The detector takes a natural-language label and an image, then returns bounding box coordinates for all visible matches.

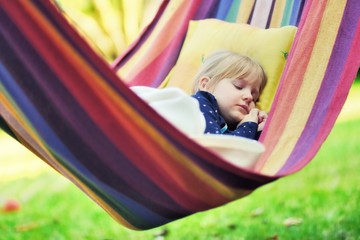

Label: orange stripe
[236,0,256,23]
[270,0,287,27]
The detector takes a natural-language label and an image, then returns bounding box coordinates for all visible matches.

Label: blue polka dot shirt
[192,91,260,140]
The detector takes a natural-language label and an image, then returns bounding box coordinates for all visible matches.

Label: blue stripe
[290,0,303,26]
[216,0,234,20]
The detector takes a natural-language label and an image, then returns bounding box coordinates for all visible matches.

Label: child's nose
[242,90,253,102]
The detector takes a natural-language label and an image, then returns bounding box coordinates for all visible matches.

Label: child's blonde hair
[192,50,267,95]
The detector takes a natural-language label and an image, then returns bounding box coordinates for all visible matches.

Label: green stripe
[281,0,294,26]
[226,0,242,22]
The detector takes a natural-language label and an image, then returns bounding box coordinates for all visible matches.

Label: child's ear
[199,76,210,90]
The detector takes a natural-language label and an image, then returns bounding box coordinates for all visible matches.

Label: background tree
[56,0,162,62]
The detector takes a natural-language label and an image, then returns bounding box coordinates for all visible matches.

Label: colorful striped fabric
[0,0,359,230]
[112,0,306,86]
[256,0,360,175]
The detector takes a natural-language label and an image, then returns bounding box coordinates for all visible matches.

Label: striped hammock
[0,0,359,230]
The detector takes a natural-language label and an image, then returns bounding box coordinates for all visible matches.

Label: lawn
[0,83,359,239]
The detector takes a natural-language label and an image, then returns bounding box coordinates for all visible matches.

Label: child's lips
[237,104,249,114]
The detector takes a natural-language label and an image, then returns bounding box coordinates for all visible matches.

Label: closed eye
[233,82,245,90]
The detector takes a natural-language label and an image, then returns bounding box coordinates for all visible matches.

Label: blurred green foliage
[55,0,162,62]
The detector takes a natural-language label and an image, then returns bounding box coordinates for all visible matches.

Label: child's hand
[240,108,260,124]
[257,110,268,131]
[238,108,268,131]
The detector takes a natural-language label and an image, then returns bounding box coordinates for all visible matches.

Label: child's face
[200,71,261,129]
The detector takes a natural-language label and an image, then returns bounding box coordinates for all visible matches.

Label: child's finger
[258,110,267,122]
[249,108,259,117]
[240,108,259,125]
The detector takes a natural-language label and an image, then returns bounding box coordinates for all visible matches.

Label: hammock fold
[0,0,359,230]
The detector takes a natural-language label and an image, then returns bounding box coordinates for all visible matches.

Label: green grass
[1,84,360,239]
[1,120,360,239]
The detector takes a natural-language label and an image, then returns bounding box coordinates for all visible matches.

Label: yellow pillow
[162,19,297,112]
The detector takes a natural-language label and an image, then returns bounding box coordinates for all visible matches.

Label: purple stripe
[278,0,360,175]
[289,0,304,26]
[194,0,219,20]
[295,0,306,26]
[266,0,276,28]
[247,0,257,24]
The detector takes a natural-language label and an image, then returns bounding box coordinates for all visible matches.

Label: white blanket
[131,86,206,135]
[131,86,264,170]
